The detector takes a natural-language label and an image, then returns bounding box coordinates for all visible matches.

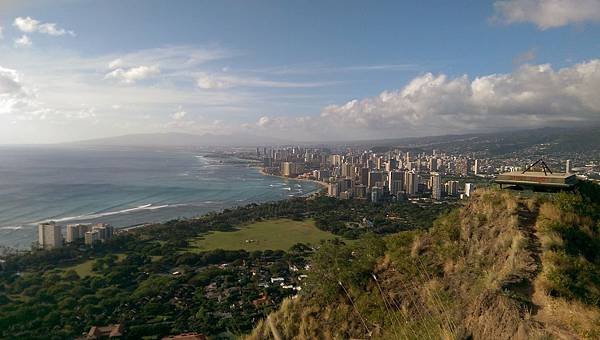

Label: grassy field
[63,253,126,277]
[188,218,341,252]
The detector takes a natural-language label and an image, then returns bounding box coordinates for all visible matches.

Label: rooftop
[497,171,574,179]
[495,171,577,189]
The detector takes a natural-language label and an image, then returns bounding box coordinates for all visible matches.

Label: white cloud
[0,65,39,117]
[493,0,600,29]
[0,45,254,142]
[13,16,75,36]
[108,46,232,74]
[196,73,332,89]
[0,66,27,114]
[197,73,230,89]
[325,60,600,132]
[13,17,38,33]
[256,60,600,139]
[14,35,32,47]
[257,116,271,127]
[105,65,161,84]
[38,23,75,36]
[171,108,187,120]
[0,26,3,40]
[108,58,124,69]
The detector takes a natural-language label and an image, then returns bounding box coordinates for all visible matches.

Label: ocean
[0,145,320,250]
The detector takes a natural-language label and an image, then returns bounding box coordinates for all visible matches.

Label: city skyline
[0,0,599,144]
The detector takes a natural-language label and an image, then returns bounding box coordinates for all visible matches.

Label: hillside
[362,126,600,157]
[248,185,600,339]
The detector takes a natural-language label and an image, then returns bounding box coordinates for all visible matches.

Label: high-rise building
[341,162,353,178]
[263,157,273,167]
[445,180,459,196]
[429,158,438,172]
[85,230,100,246]
[368,171,384,188]
[465,183,476,197]
[371,186,382,203]
[281,162,303,177]
[474,159,479,175]
[386,159,397,172]
[566,160,572,174]
[376,157,384,170]
[66,224,91,243]
[404,171,418,196]
[431,172,442,200]
[317,169,330,181]
[92,223,114,241]
[359,168,370,186]
[328,181,340,197]
[339,178,353,192]
[353,184,367,199]
[38,222,63,250]
[457,158,473,176]
[330,154,343,167]
[388,171,404,195]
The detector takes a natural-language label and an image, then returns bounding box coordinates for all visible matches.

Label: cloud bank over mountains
[257,60,600,139]
[0,2,599,143]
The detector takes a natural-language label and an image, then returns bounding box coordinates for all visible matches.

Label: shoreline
[257,167,329,191]
[0,158,325,251]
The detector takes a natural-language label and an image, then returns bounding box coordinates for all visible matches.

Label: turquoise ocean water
[0,146,319,249]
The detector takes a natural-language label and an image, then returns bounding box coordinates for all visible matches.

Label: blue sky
[0,0,599,143]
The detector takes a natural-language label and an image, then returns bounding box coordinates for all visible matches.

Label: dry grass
[246,188,600,340]
[532,279,600,339]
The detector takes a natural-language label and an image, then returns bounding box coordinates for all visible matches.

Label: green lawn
[62,253,126,277]
[188,218,341,252]
[67,259,96,277]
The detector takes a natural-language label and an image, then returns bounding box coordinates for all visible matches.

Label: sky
[0,0,599,143]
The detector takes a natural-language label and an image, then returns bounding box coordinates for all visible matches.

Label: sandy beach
[258,167,328,190]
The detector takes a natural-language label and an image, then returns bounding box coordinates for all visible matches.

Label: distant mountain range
[68,132,287,147]
[361,126,600,156]
[67,126,600,156]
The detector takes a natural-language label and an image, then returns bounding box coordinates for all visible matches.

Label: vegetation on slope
[0,196,450,339]
[248,184,600,339]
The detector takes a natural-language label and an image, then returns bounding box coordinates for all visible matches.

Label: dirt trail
[515,203,542,313]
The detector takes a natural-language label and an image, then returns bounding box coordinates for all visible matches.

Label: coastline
[0,153,323,251]
[112,169,326,237]
[258,167,328,191]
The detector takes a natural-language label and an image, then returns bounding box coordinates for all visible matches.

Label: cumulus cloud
[0,66,35,115]
[14,35,32,47]
[108,58,124,69]
[493,0,600,29]
[13,16,75,36]
[256,60,600,139]
[105,65,161,84]
[326,60,600,132]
